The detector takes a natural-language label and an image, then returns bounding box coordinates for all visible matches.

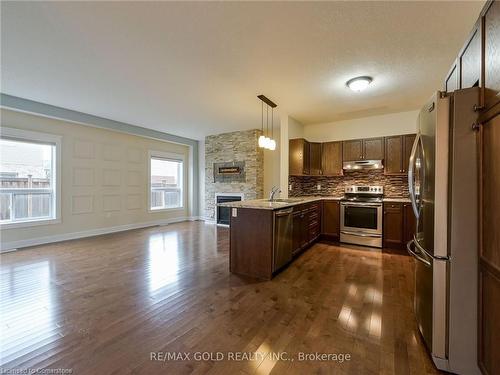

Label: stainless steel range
[340,185,383,248]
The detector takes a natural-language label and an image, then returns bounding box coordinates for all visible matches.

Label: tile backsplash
[289,170,409,198]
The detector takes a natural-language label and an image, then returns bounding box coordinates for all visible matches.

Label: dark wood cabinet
[382,201,416,250]
[322,200,340,241]
[309,142,322,175]
[343,137,384,161]
[479,112,500,375]
[291,134,412,175]
[343,139,363,161]
[292,209,304,255]
[289,138,310,175]
[292,202,320,255]
[403,203,416,245]
[384,134,416,175]
[384,136,404,174]
[460,24,481,89]
[363,137,385,160]
[383,202,403,249]
[321,141,343,176]
[485,0,500,110]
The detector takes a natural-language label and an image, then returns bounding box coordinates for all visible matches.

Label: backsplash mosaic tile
[289,170,409,198]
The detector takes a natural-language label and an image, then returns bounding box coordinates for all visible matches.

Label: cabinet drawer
[309,211,319,220]
[384,202,402,212]
[307,203,320,211]
[309,219,319,228]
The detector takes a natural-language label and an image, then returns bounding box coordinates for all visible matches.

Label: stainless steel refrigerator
[407,88,480,374]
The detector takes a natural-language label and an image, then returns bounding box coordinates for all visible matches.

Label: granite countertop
[218,195,410,210]
[383,197,411,203]
[217,196,342,210]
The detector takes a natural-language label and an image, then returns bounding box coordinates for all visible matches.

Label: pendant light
[264,105,271,148]
[268,107,276,150]
[257,94,278,151]
[258,101,266,148]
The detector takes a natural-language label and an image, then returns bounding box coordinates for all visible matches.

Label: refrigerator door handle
[408,133,421,219]
[406,239,431,267]
[413,236,450,261]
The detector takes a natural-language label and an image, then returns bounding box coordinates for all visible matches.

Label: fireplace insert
[216,195,242,225]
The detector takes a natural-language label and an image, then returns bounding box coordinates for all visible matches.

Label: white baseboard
[1,216,201,253]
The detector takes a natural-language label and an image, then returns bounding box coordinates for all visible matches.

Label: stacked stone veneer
[205,129,264,220]
[289,170,409,198]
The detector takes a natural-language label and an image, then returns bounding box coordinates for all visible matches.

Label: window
[149,154,183,211]
[0,128,61,228]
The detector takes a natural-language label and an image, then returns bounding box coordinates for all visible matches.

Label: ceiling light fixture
[346,76,373,92]
[257,95,277,151]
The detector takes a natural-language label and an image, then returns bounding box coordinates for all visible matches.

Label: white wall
[263,126,281,196]
[1,109,193,251]
[288,116,305,139]
[303,110,419,142]
[198,140,206,219]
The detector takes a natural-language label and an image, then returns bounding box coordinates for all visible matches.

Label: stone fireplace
[205,129,263,221]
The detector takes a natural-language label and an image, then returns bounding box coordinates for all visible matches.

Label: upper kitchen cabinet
[460,23,481,89]
[343,137,384,161]
[309,142,322,175]
[484,0,500,109]
[363,137,385,160]
[384,134,416,175]
[289,138,310,175]
[342,139,363,161]
[385,136,404,174]
[321,141,343,176]
[445,62,459,93]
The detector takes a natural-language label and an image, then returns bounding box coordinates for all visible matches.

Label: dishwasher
[273,208,293,272]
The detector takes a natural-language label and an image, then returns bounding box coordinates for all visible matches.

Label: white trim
[1,216,201,252]
[0,218,61,230]
[0,127,62,229]
[148,150,185,212]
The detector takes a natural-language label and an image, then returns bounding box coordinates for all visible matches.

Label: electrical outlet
[317,184,321,190]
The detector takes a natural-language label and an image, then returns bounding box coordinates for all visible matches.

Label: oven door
[340,202,382,235]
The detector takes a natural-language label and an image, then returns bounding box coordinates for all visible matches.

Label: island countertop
[217,196,343,210]
[218,195,410,210]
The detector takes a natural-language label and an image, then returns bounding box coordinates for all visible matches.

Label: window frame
[0,127,62,229]
[148,150,185,213]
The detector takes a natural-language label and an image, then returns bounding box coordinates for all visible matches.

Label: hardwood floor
[0,221,441,374]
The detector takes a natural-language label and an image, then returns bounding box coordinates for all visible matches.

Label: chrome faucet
[269,186,282,202]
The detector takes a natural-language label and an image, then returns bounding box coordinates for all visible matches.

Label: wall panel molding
[0,94,199,216]
[72,195,94,215]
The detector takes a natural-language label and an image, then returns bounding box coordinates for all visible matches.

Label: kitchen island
[219,197,341,280]
[219,195,412,280]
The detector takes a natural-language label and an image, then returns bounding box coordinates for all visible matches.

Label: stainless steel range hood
[343,160,383,170]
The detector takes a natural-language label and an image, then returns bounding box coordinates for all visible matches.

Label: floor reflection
[0,260,54,363]
[148,232,180,292]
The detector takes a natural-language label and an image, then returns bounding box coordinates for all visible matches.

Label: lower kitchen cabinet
[383,201,417,250]
[292,202,321,256]
[292,207,306,255]
[383,202,403,249]
[321,200,340,241]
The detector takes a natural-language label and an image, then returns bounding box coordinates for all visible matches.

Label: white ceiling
[1,1,484,140]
